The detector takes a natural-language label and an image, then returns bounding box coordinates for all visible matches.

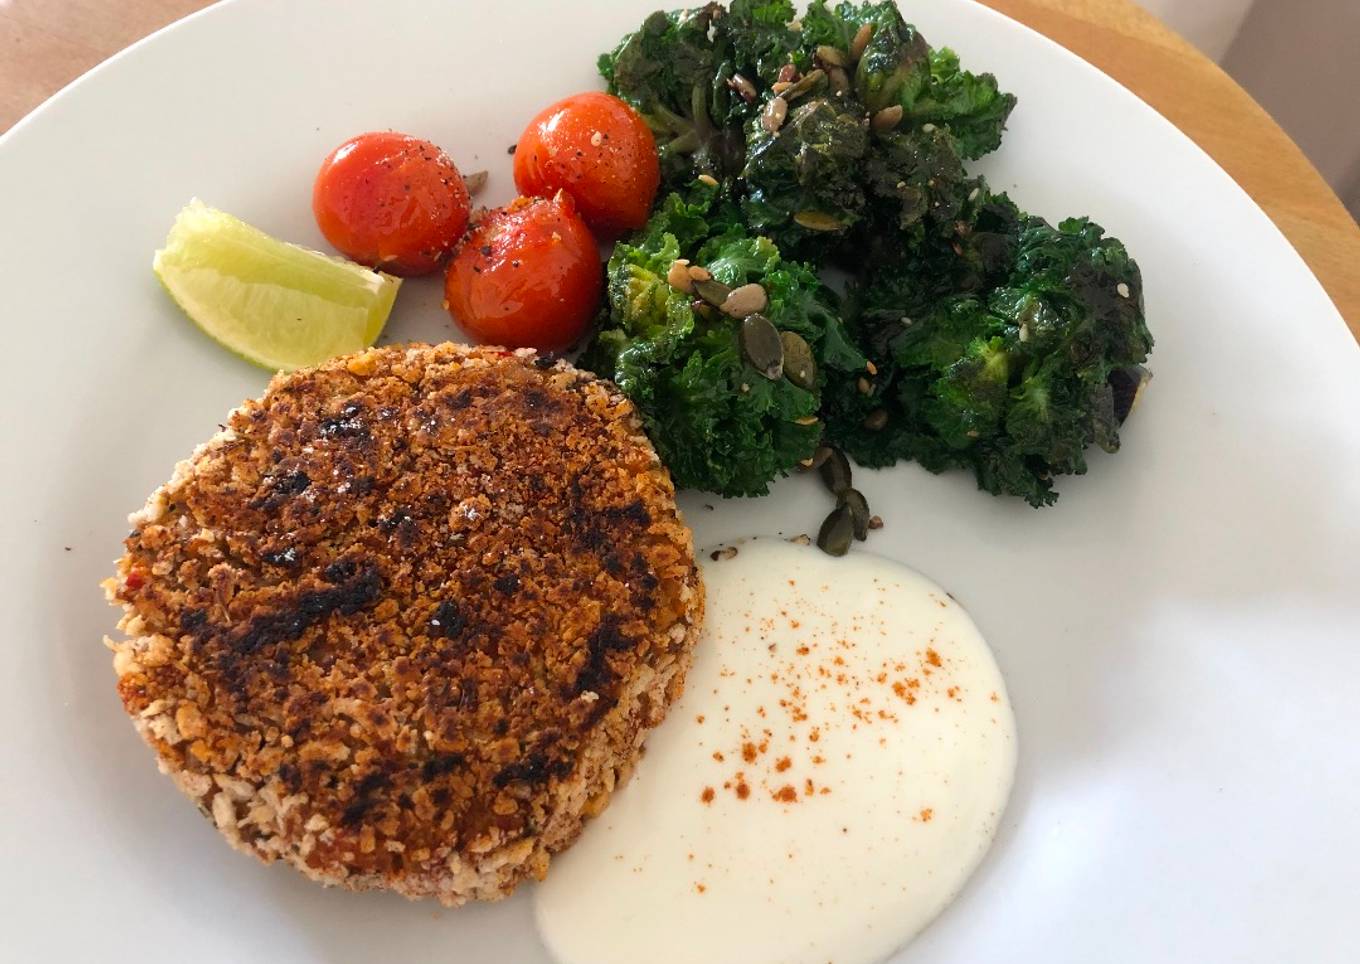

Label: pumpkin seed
[1108,365,1151,423]
[871,104,904,131]
[740,313,784,380]
[793,210,843,232]
[697,173,719,187]
[667,259,694,293]
[827,66,851,95]
[761,95,789,133]
[839,488,870,541]
[798,445,832,472]
[815,44,848,67]
[694,278,732,307]
[816,504,854,557]
[463,170,488,196]
[721,282,768,318]
[728,73,758,102]
[691,299,715,321]
[857,376,873,395]
[794,415,819,426]
[777,63,799,83]
[780,331,817,390]
[817,446,852,495]
[782,68,825,101]
[862,408,888,431]
[850,22,875,61]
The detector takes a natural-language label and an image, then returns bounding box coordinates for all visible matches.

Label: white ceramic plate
[2,1,1357,961]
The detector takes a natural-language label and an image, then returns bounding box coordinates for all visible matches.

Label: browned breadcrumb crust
[104,343,703,905]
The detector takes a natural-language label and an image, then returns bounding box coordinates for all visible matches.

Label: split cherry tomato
[513,92,660,236]
[444,192,602,352]
[313,131,470,276]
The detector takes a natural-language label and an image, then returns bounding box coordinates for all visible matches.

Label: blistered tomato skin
[444,192,603,352]
[313,132,470,276]
[513,92,660,237]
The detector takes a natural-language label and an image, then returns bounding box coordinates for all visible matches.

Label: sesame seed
[1117,282,1131,298]
[590,131,603,147]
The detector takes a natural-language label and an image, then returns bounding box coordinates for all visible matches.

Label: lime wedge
[153,199,400,371]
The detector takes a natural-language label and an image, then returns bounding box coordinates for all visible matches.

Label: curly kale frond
[910,48,1017,160]
[580,183,866,497]
[825,214,1151,506]
[741,95,870,249]
[802,2,1014,158]
[599,5,746,190]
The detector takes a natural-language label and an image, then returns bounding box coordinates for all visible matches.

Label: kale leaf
[908,47,1017,160]
[601,1,1015,248]
[599,4,746,191]
[824,214,1152,506]
[741,94,870,248]
[803,1,1014,158]
[580,182,866,497]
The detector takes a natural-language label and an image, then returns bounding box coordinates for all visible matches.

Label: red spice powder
[736,781,751,800]
[695,883,707,893]
[775,756,792,772]
[925,648,942,667]
[772,785,798,803]
[712,751,725,762]
[919,808,933,822]
[700,787,715,804]
[741,742,757,763]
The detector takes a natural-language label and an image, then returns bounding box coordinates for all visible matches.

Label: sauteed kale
[586,1,1152,503]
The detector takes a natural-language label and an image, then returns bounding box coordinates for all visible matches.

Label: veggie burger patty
[104,343,703,905]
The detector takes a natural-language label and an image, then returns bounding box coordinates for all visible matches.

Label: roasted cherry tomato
[313,131,470,276]
[444,192,602,351]
[513,92,660,236]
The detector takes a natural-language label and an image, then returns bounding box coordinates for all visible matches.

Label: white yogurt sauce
[535,537,1017,964]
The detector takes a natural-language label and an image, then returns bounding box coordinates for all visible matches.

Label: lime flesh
[153,199,400,371]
